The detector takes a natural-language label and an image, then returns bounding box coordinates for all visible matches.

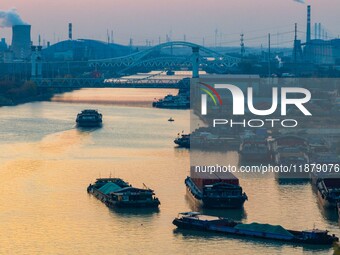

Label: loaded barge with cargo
[87,178,160,208]
[173,212,339,245]
[185,172,247,208]
[76,109,103,127]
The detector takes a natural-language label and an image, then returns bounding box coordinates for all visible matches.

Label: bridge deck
[32,77,187,89]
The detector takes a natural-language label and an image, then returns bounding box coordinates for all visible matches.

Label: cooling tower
[11,25,31,59]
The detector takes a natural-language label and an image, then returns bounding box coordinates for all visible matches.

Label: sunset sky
[0,0,339,47]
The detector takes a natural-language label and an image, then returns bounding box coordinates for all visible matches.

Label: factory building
[0,38,7,51]
[304,39,340,65]
[0,38,8,62]
[302,6,340,66]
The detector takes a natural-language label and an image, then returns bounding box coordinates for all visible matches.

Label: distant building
[303,39,340,65]
[3,51,14,63]
[42,39,133,61]
[0,38,8,62]
[0,38,7,51]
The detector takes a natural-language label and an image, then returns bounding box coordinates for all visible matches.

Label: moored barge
[174,134,190,148]
[173,212,338,245]
[87,178,160,208]
[185,173,247,209]
[239,138,270,161]
[317,178,340,208]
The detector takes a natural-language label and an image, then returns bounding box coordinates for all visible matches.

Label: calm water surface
[0,88,339,255]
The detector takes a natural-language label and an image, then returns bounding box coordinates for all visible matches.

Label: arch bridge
[89,41,241,74]
[32,41,241,88]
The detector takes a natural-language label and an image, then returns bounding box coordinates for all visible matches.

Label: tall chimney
[318,23,321,39]
[68,23,72,40]
[11,25,31,59]
[306,5,311,43]
[314,23,317,39]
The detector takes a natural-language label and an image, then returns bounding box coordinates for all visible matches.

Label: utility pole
[294,23,297,64]
[215,28,218,48]
[268,33,271,77]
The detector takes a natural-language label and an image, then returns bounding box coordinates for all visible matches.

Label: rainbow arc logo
[199,82,223,115]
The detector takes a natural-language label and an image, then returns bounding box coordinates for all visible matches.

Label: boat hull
[153,104,189,109]
[317,190,337,208]
[174,138,190,148]
[173,219,337,245]
[87,183,160,209]
[76,121,102,128]
[202,196,247,209]
[240,152,270,162]
[105,199,160,208]
[185,177,247,209]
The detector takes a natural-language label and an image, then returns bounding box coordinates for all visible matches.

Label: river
[0,88,338,255]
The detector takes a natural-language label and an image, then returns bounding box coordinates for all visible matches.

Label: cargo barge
[272,135,310,180]
[152,89,190,109]
[76,109,102,127]
[173,212,338,245]
[174,131,240,150]
[185,172,247,208]
[239,138,270,161]
[317,178,340,208]
[87,178,160,208]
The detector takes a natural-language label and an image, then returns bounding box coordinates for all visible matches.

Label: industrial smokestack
[68,23,72,40]
[314,23,317,39]
[318,23,321,40]
[306,5,311,43]
[11,25,31,59]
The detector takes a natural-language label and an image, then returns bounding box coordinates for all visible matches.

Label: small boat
[76,109,102,127]
[185,175,247,209]
[168,117,175,122]
[87,178,160,208]
[173,212,339,245]
[166,70,175,76]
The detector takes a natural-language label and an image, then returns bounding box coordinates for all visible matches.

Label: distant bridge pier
[192,46,199,78]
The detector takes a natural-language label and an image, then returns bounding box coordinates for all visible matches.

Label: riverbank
[0,80,55,107]
[0,93,55,107]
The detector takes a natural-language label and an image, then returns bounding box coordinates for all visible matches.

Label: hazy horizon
[0,0,339,47]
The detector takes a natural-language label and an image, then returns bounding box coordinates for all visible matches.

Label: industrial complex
[0,5,340,80]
